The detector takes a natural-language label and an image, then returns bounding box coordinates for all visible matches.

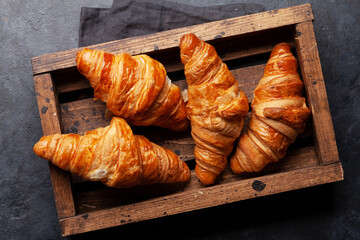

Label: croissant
[179,33,249,185]
[33,117,190,188]
[76,48,189,131]
[230,43,311,173]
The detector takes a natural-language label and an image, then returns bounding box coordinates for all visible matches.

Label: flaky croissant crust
[33,117,190,188]
[180,33,249,185]
[230,43,311,173]
[76,48,189,131]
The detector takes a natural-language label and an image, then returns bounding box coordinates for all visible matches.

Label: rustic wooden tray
[31,4,343,236]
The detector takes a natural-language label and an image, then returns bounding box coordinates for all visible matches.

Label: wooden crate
[31,4,343,236]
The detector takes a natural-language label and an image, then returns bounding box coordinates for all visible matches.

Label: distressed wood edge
[33,73,76,218]
[31,3,314,75]
[59,163,343,236]
[34,74,62,135]
[294,21,340,165]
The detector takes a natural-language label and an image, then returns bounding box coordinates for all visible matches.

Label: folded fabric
[79,0,265,46]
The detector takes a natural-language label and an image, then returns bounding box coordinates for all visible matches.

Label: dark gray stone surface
[1,0,359,239]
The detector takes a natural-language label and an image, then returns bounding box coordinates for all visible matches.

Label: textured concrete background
[1,0,359,239]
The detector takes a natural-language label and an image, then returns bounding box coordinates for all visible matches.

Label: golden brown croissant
[230,43,311,173]
[76,48,189,131]
[179,33,249,185]
[33,117,190,188]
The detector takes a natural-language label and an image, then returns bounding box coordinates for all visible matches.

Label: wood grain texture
[59,61,313,177]
[72,146,319,213]
[294,21,340,165]
[60,162,343,236]
[33,74,76,218]
[59,64,265,125]
[30,4,344,236]
[31,4,313,75]
[58,64,266,162]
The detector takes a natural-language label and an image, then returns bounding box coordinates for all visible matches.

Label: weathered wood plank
[56,76,89,94]
[58,64,266,162]
[60,162,343,236]
[33,74,76,218]
[72,146,319,213]
[58,62,312,162]
[34,74,63,135]
[58,64,265,127]
[32,4,313,75]
[294,21,340,165]
[30,5,344,237]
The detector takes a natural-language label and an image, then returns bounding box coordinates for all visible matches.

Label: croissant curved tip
[195,165,217,186]
[76,48,90,63]
[179,33,200,46]
[229,157,244,174]
[33,136,49,158]
[180,33,196,42]
[179,33,202,65]
[180,163,191,182]
[270,42,292,58]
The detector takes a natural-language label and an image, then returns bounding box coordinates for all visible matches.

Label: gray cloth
[79,0,265,47]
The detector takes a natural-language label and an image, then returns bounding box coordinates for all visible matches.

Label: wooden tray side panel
[294,21,340,165]
[60,163,343,236]
[33,73,76,218]
[31,4,314,75]
[72,146,318,214]
[29,4,344,237]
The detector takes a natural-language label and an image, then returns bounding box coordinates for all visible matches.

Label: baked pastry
[230,43,311,173]
[33,117,190,188]
[76,48,189,131]
[179,33,249,185]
